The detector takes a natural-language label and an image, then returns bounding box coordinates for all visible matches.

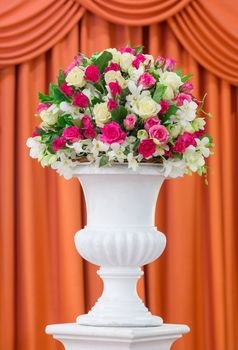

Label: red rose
[108,81,122,96]
[62,126,82,143]
[73,92,89,108]
[138,139,156,158]
[107,98,118,111]
[84,65,101,83]
[100,121,126,144]
[60,83,74,96]
[84,127,97,139]
[82,115,93,128]
[53,137,66,152]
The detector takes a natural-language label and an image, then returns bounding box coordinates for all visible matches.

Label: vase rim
[72,163,165,176]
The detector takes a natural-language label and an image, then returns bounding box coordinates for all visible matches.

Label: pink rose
[107,98,118,111]
[82,115,93,128]
[165,58,176,70]
[149,125,169,144]
[85,65,101,83]
[108,81,122,96]
[84,127,97,139]
[64,56,83,74]
[36,103,48,115]
[73,92,89,108]
[144,116,160,132]
[180,82,193,93]
[60,83,74,96]
[173,93,192,106]
[132,54,146,69]
[104,63,120,73]
[138,73,156,89]
[123,114,137,130]
[172,140,186,154]
[100,121,126,144]
[62,126,82,143]
[155,56,166,67]
[53,137,66,152]
[159,100,170,114]
[138,139,156,158]
[118,47,135,54]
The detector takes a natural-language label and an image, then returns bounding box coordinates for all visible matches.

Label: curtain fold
[0,0,85,65]
[0,4,238,350]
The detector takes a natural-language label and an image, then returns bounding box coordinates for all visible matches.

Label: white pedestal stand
[46,165,190,349]
[46,323,190,350]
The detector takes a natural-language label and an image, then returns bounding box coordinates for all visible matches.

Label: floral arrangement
[26,46,213,180]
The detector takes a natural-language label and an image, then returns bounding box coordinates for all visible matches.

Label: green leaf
[176,69,182,77]
[49,83,70,103]
[57,115,74,127]
[182,74,193,82]
[91,97,102,106]
[153,83,167,103]
[99,155,109,167]
[94,51,113,73]
[172,152,183,159]
[35,128,45,136]
[160,105,178,123]
[57,69,65,86]
[111,107,127,124]
[72,119,82,127]
[38,92,52,103]
[134,46,144,54]
[133,138,140,152]
[49,83,58,96]
[41,134,52,143]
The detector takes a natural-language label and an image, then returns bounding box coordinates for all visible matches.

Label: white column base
[46,323,190,350]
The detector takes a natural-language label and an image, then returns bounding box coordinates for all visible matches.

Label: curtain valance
[0,0,237,85]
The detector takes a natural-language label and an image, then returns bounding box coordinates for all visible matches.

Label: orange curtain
[0,3,238,350]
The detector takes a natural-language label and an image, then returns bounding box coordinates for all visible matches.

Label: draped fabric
[0,3,238,350]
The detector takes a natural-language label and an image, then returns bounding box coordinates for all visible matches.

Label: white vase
[74,164,166,327]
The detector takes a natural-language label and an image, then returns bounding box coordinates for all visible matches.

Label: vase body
[74,164,166,327]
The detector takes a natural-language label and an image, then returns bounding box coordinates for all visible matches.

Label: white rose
[40,109,58,125]
[131,95,161,119]
[159,72,183,99]
[93,102,111,127]
[104,70,127,89]
[65,66,86,88]
[163,86,174,100]
[105,48,121,64]
[119,53,134,72]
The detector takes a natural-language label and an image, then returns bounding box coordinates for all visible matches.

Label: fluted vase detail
[74,164,166,327]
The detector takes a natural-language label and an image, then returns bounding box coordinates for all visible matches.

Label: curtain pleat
[0,5,238,350]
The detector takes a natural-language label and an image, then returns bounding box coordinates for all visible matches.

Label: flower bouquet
[27,46,213,180]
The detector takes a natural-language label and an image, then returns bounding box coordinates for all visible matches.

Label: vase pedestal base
[46,323,190,350]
